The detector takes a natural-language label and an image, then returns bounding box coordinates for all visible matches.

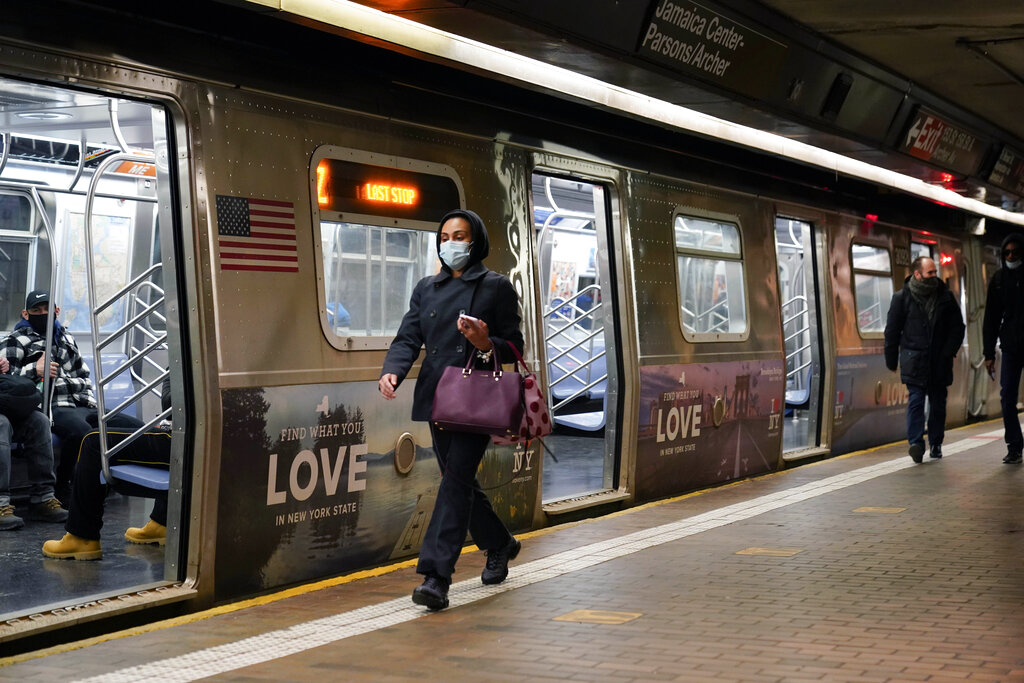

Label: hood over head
[436,209,489,273]
[1001,233,1024,266]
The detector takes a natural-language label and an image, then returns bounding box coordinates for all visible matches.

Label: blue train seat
[100,463,169,491]
[785,367,813,415]
[547,335,608,402]
[89,352,138,419]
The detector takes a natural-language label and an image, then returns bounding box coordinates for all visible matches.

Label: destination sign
[988,146,1024,197]
[636,0,788,99]
[315,159,460,222]
[900,107,987,176]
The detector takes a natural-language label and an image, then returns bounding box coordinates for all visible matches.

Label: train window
[673,214,747,339]
[0,193,34,331]
[911,242,933,261]
[319,221,437,339]
[310,147,464,350]
[851,243,893,334]
[0,193,31,231]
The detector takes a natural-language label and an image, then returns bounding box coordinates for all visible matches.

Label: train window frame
[0,190,37,332]
[671,210,749,342]
[309,146,466,351]
[850,241,893,338]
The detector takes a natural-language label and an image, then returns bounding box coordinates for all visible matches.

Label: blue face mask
[439,240,472,271]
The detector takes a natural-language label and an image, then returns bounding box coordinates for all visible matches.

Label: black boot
[481,537,521,585]
[412,575,449,610]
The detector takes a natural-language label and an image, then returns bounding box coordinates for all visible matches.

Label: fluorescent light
[270,0,1024,227]
[15,111,73,120]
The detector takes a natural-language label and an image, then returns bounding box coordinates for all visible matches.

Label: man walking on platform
[983,234,1024,464]
[884,256,965,463]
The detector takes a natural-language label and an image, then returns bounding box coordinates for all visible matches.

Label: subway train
[1,1,1021,650]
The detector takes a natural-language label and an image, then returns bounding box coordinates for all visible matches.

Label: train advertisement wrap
[830,354,907,454]
[636,360,785,499]
[215,382,536,598]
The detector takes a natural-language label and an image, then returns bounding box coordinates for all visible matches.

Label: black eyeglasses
[1004,249,1020,257]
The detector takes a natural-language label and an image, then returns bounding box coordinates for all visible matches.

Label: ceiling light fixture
[15,111,73,120]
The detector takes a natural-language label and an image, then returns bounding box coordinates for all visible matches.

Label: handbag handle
[463,338,502,377]
[503,340,529,374]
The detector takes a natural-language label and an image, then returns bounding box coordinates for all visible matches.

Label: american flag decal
[216,195,298,272]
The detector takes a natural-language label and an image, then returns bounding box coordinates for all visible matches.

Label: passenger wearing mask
[1,290,97,502]
[379,209,524,611]
[982,234,1024,464]
[884,256,965,463]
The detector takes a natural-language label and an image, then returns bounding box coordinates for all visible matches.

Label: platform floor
[3,419,1024,681]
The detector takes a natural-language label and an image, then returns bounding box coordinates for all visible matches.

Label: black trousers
[416,424,513,582]
[51,406,95,499]
[66,426,171,541]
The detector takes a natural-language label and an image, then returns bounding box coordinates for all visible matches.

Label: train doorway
[775,216,825,454]
[531,173,619,503]
[0,76,186,620]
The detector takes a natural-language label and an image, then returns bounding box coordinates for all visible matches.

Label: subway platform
[3,418,1023,682]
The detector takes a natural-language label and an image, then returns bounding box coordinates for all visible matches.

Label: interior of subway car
[0,77,184,618]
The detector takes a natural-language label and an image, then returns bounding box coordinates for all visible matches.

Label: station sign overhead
[988,146,1024,197]
[900,107,987,177]
[636,0,787,99]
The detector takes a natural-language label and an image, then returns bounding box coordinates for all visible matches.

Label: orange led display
[362,182,417,205]
[316,162,330,208]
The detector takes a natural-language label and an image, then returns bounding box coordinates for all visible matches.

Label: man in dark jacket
[982,233,1024,464]
[1,289,97,501]
[884,256,965,463]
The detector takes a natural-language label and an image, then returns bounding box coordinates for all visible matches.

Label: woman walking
[379,209,524,610]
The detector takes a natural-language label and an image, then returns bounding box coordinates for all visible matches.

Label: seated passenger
[41,377,172,560]
[0,356,69,530]
[1,290,97,503]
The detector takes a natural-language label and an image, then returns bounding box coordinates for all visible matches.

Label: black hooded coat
[380,209,525,421]
[982,232,1024,360]
[884,275,964,387]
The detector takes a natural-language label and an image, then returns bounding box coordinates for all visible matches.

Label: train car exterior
[1,0,1021,650]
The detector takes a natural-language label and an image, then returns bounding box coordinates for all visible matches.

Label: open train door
[774,212,831,459]
[529,169,624,510]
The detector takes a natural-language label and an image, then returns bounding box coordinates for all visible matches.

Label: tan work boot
[42,533,102,560]
[124,519,166,546]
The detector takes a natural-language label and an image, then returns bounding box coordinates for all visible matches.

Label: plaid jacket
[1,321,96,409]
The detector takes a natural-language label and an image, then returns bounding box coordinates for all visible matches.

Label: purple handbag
[431,342,524,436]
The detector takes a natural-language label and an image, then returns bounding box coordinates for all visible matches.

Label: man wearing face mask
[884,256,965,463]
[1,290,97,502]
[983,234,1024,464]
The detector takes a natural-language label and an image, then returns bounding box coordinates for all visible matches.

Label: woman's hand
[378,373,398,400]
[457,315,492,351]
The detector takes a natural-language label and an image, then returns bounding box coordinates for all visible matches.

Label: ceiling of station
[759,1,1024,157]
[342,0,1024,212]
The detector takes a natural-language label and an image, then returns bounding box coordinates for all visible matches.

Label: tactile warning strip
[78,429,999,683]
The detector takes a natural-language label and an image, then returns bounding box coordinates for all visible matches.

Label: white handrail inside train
[253,0,1024,228]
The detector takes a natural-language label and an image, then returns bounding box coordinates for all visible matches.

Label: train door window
[310,150,463,350]
[0,193,35,331]
[532,173,619,503]
[851,243,892,335]
[673,214,747,340]
[911,241,933,262]
[775,217,823,454]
